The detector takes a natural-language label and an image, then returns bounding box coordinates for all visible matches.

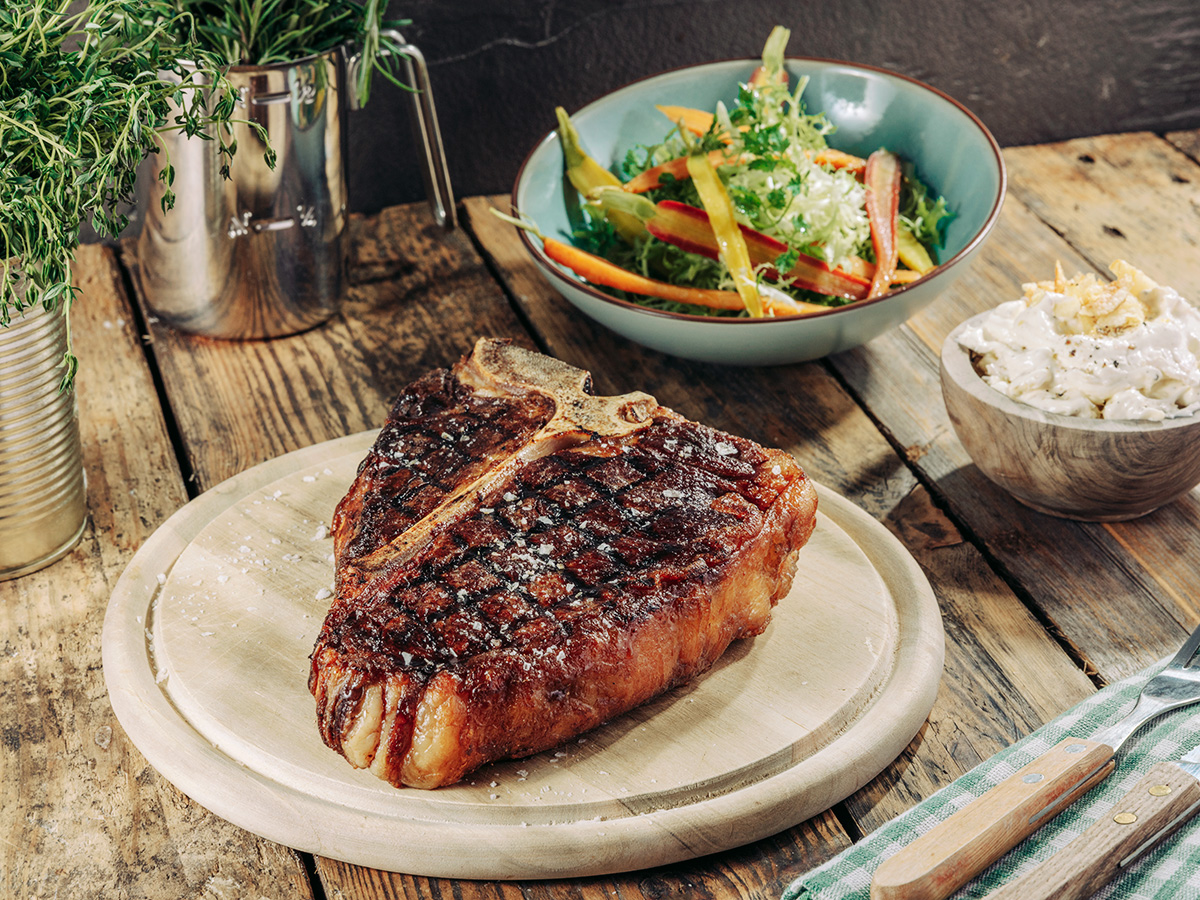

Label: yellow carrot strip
[554,107,644,244]
[896,225,935,274]
[685,152,764,317]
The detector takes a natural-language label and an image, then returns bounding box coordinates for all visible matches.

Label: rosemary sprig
[0,0,244,389]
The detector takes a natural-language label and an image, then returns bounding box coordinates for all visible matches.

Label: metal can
[0,301,87,580]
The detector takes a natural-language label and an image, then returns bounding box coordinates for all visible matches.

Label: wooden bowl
[940,313,1200,521]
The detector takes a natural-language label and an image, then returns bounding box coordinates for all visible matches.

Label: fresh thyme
[143,0,413,104]
[0,1,244,388]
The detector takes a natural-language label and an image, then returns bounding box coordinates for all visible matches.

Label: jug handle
[347,33,457,229]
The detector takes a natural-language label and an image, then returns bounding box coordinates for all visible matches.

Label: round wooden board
[103,430,944,879]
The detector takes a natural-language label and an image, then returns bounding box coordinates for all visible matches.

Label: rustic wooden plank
[1165,128,1200,161]
[0,244,314,900]
[462,196,1096,880]
[830,190,1195,681]
[827,139,1200,685]
[121,204,534,492]
[1004,132,1200,300]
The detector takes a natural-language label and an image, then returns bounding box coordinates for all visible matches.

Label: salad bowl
[511,56,1006,365]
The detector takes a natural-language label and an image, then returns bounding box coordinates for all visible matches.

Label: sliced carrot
[648,201,870,301]
[896,225,935,274]
[622,150,746,193]
[865,149,901,299]
[686,153,764,317]
[541,237,809,315]
[813,148,866,176]
[656,105,727,140]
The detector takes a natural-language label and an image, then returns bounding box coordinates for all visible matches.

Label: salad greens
[565,26,953,318]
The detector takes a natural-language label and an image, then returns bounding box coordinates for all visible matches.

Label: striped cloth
[783,658,1200,900]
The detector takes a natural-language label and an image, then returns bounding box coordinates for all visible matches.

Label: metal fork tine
[1169,621,1200,668]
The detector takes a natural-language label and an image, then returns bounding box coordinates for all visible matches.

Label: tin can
[134,33,453,339]
[0,301,87,580]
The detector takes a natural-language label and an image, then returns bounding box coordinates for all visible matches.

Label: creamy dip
[957,261,1200,421]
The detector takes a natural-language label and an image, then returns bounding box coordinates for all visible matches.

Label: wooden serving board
[102,431,944,879]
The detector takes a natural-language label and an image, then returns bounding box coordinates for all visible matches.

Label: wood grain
[103,433,942,878]
[829,137,1200,684]
[985,763,1200,900]
[27,135,1200,899]
[0,245,314,900]
[464,194,1097,879]
[120,204,533,492]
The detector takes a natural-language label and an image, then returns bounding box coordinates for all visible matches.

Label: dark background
[355,0,1200,216]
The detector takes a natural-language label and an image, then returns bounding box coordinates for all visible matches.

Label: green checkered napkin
[784,658,1200,900]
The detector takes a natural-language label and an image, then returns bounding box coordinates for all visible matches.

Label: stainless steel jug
[134,33,453,339]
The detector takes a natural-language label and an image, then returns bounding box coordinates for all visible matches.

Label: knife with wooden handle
[869,737,1116,900]
[871,624,1200,900]
[985,748,1200,900]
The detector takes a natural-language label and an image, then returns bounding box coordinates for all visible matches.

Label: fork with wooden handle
[985,747,1200,900]
[870,623,1200,900]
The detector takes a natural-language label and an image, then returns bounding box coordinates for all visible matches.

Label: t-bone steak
[310,339,818,788]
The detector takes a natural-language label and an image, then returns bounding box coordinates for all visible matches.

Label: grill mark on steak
[312,339,818,788]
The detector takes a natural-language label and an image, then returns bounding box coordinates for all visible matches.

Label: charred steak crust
[311,339,818,789]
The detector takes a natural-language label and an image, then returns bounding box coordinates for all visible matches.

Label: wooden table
[5,128,1200,899]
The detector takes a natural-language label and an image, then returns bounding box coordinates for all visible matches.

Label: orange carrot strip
[622,150,746,193]
[813,148,867,175]
[655,105,726,139]
[542,237,805,315]
[865,149,901,299]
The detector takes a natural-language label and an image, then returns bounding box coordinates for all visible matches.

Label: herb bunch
[1,0,242,387]
[144,0,412,105]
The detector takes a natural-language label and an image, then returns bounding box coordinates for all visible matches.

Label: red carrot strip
[865,149,901,299]
[648,201,871,301]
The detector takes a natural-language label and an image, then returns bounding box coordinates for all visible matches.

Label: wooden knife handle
[985,762,1200,900]
[870,737,1115,900]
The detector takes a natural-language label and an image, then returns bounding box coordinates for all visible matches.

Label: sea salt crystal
[313,524,328,541]
[503,492,517,502]
[771,465,782,475]
[156,573,167,585]
[303,475,316,482]
[239,545,253,554]
[315,587,332,601]
[715,441,738,456]
[662,489,684,499]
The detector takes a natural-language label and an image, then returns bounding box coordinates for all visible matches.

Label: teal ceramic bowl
[512,57,1006,365]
